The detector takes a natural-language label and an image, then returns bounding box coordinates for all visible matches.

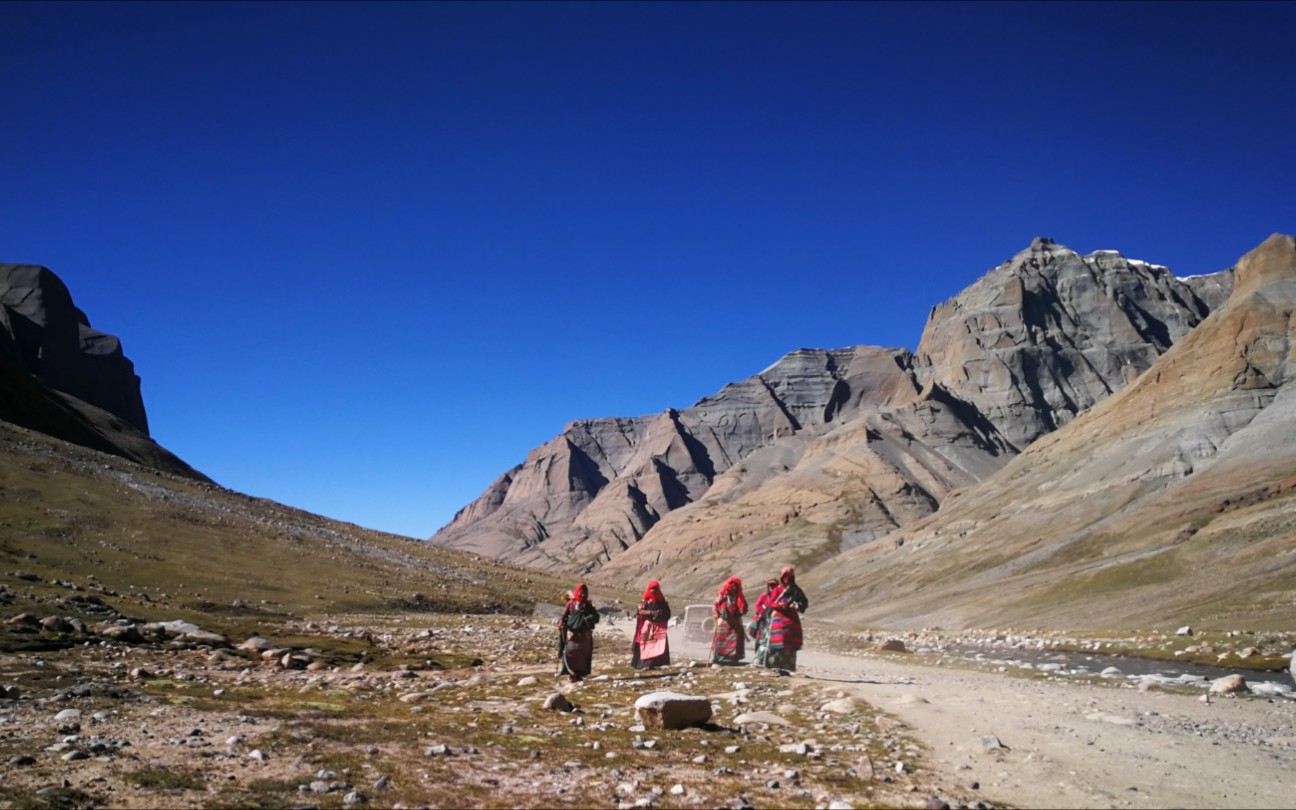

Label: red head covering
[780,566,795,585]
[572,583,589,604]
[719,576,747,614]
[642,580,663,604]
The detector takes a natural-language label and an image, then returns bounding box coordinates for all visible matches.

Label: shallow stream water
[937,642,1294,692]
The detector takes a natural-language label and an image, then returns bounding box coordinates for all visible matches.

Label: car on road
[681,604,714,644]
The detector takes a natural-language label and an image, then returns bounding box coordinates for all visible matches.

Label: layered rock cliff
[807,233,1296,630]
[432,239,1233,590]
[0,263,205,480]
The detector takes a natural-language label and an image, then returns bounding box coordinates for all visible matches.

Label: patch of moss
[3,786,104,809]
[125,765,206,792]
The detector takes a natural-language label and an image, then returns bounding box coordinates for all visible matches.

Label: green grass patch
[125,765,206,792]
[2,786,104,809]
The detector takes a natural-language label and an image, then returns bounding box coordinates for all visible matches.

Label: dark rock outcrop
[0,263,205,480]
[0,264,148,433]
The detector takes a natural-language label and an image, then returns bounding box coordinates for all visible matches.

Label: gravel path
[793,646,1296,809]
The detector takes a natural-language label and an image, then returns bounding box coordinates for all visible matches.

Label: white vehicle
[681,604,714,643]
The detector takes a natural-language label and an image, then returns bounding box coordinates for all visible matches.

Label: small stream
[931,643,1295,696]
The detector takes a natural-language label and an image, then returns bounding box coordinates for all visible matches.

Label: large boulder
[634,691,713,730]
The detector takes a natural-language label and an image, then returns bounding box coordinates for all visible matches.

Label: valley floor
[1,613,1292,809]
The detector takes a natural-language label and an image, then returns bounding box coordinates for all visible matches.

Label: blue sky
[3,1,1293,539]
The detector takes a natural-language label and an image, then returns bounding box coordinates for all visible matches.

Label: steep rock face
[432,240,1233,586]
[433,348,893,571]
[0,264,148,433]
[0,263,205,480]
[914,238,1224,451]
[807,234,1296,631]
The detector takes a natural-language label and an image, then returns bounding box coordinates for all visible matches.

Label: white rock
[732,710,790,727]
[1085,712,1137,726]
[820,697,858,714]
[633,691,712,730]
[159,620,203,636]
[1209,674,1248,695]
[543,693,573,712]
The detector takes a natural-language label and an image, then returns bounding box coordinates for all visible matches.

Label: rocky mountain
[432,239,1234,593]
[0,263,204,479]
[804,233,1296,630]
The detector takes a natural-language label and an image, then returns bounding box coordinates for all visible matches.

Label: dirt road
[797,648,1295,809]
[658,624,1295,809]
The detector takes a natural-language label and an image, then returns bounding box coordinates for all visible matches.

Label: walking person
[558,583,599,682]
[751,577,779,666]
[710,576,748,665]
[761,567,809,673]
[631,580,671,669]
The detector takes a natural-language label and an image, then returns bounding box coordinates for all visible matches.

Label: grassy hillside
[0,419,623,653]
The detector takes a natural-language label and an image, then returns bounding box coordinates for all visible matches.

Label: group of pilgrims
[556,567,809,682]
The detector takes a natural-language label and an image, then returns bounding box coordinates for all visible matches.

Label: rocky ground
[1,609,1292,809]
[795,631,1296,810]
[0,613,954,810]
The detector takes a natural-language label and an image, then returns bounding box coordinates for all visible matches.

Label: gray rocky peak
[914,239,1227,450]
[433,239,1236,586]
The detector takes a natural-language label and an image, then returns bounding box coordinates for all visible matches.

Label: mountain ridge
[432,239,1236,599]
[806,233,1296,630]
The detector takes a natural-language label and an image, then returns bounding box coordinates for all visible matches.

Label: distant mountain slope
[0,417,576,632]
[434,240,1233,592]
[805,233,1296,631]
[0,263,205,480]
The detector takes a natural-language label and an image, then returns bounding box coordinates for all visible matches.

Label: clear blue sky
[3,1,1293,538]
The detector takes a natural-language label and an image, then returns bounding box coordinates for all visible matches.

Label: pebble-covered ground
[0,613,982,810]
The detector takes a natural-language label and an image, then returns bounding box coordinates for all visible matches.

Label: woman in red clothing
[710,576,748,664]
[631,580,671,669]
[558,583,600,682]
[750,577,779,666]
[762,567,809,673]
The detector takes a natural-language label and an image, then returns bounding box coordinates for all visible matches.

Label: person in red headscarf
[710,576,748,664]
[631,580,671,669]
[761,566,809,673]
[751,577,780,666]
[558,583,600,682]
